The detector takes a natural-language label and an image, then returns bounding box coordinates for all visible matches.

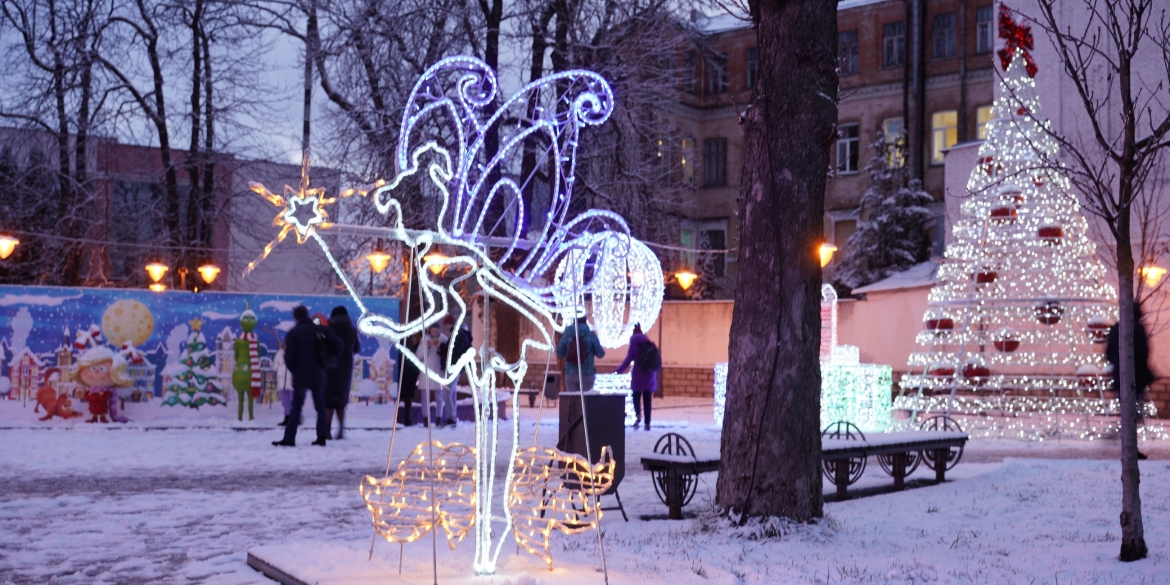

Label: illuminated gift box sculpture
[714,285,892,431]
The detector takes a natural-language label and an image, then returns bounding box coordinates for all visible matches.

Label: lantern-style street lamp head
[197,263,221,284]
[0,234,18,260]
[368,248,392,274]
[819,243,838,268]
[675,269,698,291]
[1140,265,1167,287]
[423,252,447,274]
[145,261,169,283]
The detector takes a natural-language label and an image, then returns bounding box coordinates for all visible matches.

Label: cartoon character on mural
[34,367,83,420]
[72,346,133,423]
[233,308,261,421]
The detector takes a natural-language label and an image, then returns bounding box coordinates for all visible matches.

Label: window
[703,138,727,186]
[684,52,697,93]
[976,105,994,139]
[681,138,695,184]
[701,224,727,277]
[836,124,860,174]
[931,111,958,164]
[881,117,906,168]
[746,47,759,89]
[680,228,696,268]
[883,22,906,68]
[838,30,859,75]
[933,13,957,59]
[707,53,728,94]
[976,6,994,53]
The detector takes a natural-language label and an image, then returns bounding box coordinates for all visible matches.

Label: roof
[851,261,939,294]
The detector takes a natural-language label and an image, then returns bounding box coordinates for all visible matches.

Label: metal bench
[821,416,968,500]
[639,433,719,519]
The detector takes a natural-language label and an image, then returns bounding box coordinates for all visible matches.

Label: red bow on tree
[997,5,1037,78]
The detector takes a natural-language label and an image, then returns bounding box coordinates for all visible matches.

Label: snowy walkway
[1,398,1168,584]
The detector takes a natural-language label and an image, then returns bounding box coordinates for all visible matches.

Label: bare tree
[1019,0,1170,561]
[715,0,837,522]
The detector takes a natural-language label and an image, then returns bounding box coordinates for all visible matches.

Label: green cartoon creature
[233,308,260,421]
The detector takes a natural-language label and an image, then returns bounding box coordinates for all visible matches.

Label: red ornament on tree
[997,5,1038,78]
[993,328,1020,353]
[1038,224,1064,244]
[1034,300,1064,325]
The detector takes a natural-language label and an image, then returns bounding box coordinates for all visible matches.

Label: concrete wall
[837,287,932,377]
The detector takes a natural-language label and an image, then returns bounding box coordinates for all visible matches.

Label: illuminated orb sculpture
[248,56,662,574]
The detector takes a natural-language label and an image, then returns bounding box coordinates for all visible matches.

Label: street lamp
[1140,265,1167,287]
[819,243,838,268]
[145,261,169,283]
[423,251,447,275]
[149,283,167,293]
[0,234,18,260]
[367,247,392,274]
[197,263,221,284]
[675,269,698,291]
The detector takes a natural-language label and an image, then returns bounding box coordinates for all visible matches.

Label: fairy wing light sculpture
[248,56,661,575]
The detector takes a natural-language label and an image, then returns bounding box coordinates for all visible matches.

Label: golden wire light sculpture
[508,446,616,568]
[360,441,476,548]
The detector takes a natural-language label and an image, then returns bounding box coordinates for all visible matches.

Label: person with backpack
[556,315,606,393]
[324,306,361,440]
[437,315,473,428]
[273,305,341,447]
[616,323,661,430]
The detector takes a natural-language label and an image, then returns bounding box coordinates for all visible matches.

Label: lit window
[838,30,859,75]
[933,13,956,59]
[836,124,860,174]
[746,48,759,89]
[976,6,994,53]
[882,118,905,168]
[883,22,905,68]
[932,111,958,164]
[680,138,694,185]
[976,105,994,139]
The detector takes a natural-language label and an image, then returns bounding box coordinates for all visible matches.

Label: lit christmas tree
[162,317,225,408]
[894,8,1162,440]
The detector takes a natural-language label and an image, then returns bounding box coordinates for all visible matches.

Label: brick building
[675,0,996,279]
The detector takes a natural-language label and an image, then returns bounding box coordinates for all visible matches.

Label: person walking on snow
[556,315,605,393]
[324,306,361,440]
[616,323,661,431]
[273,305,341,447]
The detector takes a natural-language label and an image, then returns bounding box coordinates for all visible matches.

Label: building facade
[675,0,996,281]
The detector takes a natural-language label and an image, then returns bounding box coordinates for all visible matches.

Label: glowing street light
[675,269,698,291]
[367,248,392,274]
[197,263,221,284]
[145,261,169,283]
[1140,265,1167,287]
[0,234,18,260]
[423,251,447,274]
[819,243,838,268]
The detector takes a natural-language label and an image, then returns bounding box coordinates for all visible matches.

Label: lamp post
[674,269,698,291]
[197,263,221,285]
[1140,265,1167,287]
[177,267,189,291]
[819,243,838,268]
[367,243,392,296]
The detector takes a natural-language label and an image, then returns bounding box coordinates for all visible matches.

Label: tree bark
[716,0,837,522]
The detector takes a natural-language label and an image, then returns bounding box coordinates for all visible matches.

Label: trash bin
[543,372,561,403]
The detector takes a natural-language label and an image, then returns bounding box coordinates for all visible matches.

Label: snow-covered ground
[1,397,1168,584]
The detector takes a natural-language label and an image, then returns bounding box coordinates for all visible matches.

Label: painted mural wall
[0,285,400,407]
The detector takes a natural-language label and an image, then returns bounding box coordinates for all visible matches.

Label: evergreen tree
[162,318,225,408]
[833,133,934,289]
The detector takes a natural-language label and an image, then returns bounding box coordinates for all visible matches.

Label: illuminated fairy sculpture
[248,57,661,574]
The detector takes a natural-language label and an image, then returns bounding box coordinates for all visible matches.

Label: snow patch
[201,311,239,321]
[0,292,82,307]
[259,300,302,312]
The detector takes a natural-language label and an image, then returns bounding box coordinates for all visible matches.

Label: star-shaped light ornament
[244,153,337,275]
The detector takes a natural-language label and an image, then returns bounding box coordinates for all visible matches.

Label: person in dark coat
[396,335,422,426]
[274,305,341,447]
[324,306,361,440]
[1105,302,1155,459]
[616,324,660,430]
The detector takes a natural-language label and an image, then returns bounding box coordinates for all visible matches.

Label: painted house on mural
[8,347,43,401]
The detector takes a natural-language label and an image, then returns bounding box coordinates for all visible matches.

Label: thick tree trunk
[716,0,837,522]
